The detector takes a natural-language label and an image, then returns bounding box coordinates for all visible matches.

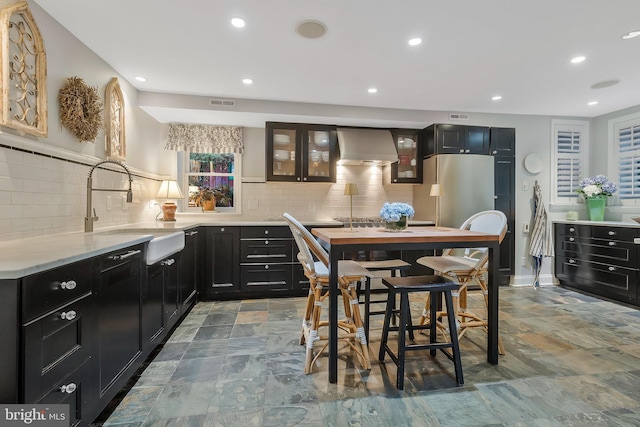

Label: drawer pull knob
[569,227,575,232]
[187,230,198,236]
[609,266,616,271]
[265,230,269,235]
[265,265,269,270]
[61,310,77,321]
[265,240,269,245]
[161,258,175,266]
[608,231,616,236]
[60,280,77,290]
[609,241,616,246]
[569,237,575,242]
[60,383,77,394]
[569,259,576,264]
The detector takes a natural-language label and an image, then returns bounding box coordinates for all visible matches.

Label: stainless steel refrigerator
[413,154,495,228]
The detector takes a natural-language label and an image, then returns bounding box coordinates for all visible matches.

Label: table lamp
[156,180,184,221]
[430,183,443,228]
[344,183,359,232]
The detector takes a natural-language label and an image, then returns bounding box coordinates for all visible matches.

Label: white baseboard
[509,274,558,288]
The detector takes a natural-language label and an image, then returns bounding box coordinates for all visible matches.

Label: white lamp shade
[429,183,443,197]
[157,180,184,199]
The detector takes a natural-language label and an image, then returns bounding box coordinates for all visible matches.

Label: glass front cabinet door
[389,129,422,183]
[266,122,337,182]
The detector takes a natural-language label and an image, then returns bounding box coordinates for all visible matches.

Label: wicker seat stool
[378,275,463,390]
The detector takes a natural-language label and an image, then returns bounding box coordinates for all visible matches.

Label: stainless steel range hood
[337,128,398,165]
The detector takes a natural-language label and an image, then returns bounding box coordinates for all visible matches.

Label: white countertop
[0,218,434,280]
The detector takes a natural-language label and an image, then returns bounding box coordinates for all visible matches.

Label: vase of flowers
[576,175,617,221]
[379,202,414,231]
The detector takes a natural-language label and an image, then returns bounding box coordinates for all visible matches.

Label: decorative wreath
[58,76,103,142]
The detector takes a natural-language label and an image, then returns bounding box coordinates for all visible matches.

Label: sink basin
[145,231,185,265]
[97,229,185,265]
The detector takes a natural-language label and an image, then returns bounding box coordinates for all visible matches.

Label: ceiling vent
[209,99,236,107]
[449,113,469,121]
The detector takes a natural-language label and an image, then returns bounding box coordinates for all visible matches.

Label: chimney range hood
[337,128,398,165]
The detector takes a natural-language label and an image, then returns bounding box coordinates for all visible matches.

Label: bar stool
[356,259,412,340]
[378,275,463,390]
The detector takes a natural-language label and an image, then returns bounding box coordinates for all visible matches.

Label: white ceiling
[34,0,640,128]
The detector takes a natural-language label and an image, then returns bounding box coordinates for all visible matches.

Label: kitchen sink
[96,229,185,265]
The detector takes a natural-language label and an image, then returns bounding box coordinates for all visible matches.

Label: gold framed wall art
[105,77,125,160]
[0,1,47,137]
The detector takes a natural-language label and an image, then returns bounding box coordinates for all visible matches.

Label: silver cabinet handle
[569,227,575,233]
[492,150,497,154]
[297,177,301,181]
[608,230,616,236]
[264,230,269,235]
[60,280,77,290]
[264,265,269,270]
[459,149,464,153]
[569,237,575,242]
[186,230,198,236]
[465,149,470,153]
[494,195,498,200]
[60,383,77,394]
[569,259,576,264]
[161,258,175,266]
[265,240,269,245]
[108,249,141,261]
[61,310,77,321]
[609,241,616,246]
[220,228,225,232]
[609,266,616,271]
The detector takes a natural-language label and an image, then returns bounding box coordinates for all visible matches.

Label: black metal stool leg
[364,278,371,342]
[429,290,438,357]
[379,290,394,361]
[397,292,409,390]
[444,289,464,385]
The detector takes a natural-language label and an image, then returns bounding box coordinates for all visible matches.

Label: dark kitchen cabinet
[180,227,200,314]
[490,127,516,156]
[204,226,241,297]
[240,226,294,293]
[266,122,338,183]
[386,128,423,184]
[21,257,96,423]
[424,124,490,156]
[554,222,639,304]
[95,245,143,409]
[495,156,515,281]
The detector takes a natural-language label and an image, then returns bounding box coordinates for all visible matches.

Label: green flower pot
[586,196,606,221]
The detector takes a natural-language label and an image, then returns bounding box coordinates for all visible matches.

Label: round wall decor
[58,76,103,142]
[524,153,543,174]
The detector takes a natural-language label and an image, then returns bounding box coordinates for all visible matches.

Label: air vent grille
[210,99,236,107]
[449,113,469,121]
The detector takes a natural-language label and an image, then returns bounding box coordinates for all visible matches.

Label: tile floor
[98,286,640,426]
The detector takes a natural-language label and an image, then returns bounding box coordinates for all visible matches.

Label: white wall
[0,1,171,241]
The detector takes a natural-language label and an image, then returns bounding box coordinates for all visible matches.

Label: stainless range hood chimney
[337,128,398,165]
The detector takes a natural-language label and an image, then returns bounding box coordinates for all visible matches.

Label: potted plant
[195,187,217,211]
[576,175,617,221]
[379,202,415,231]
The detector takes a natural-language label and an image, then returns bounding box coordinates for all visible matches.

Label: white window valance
[165,123,243,153]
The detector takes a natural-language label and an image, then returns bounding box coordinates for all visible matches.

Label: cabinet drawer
[556,223,637,241]
[241,226,291,239]
[38,361,90,427]
[22,259,93,323]
[23,295,94,403]
[560,236,635,266]
[558,256,637,301]
[240,264,292,290]
[240,239,292,263]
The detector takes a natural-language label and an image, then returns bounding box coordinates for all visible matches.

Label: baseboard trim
[509,274,558,288]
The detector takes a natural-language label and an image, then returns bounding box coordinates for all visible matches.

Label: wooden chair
[416,210,507,355]
[282,213,373,373]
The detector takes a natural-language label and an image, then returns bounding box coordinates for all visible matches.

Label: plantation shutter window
[616,122,640,200]
[551,120,588,204]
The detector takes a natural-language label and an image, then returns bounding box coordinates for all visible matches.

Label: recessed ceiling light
[231,17,246,28]
[571,56,586,64]
[368,88,378,94]
[492,95,502,101]
[622,30,640,39]
[242,78,253,85]
[408,38,422,46]
[587,101,599,106]
[134,76,146,82]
